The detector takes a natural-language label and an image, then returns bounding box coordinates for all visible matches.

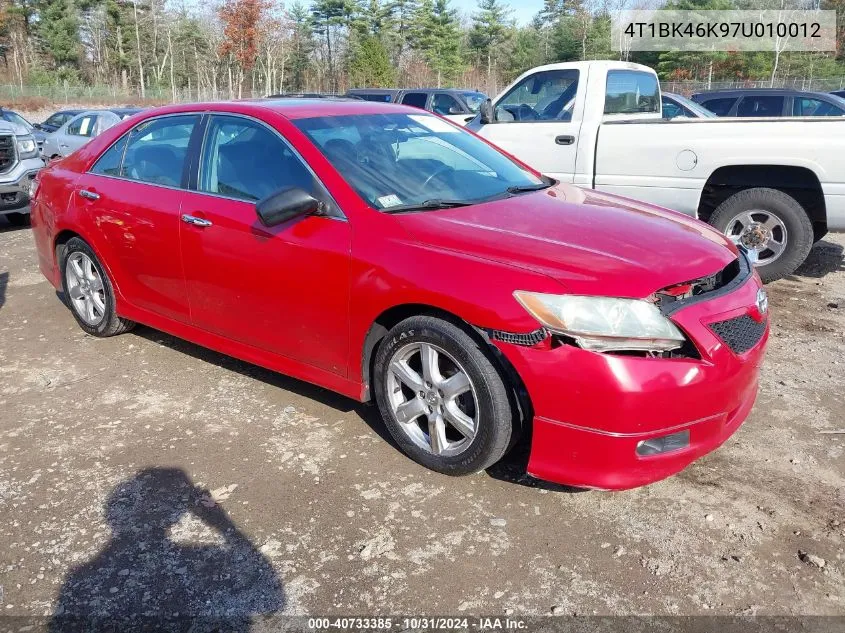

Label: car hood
[395,183,739,298]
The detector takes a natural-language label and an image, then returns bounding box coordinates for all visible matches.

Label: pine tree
[37,0,82,74]
[412,0,461,87]
[469,0,511,83]
[349,34,395,86]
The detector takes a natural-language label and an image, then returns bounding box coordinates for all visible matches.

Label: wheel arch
[697,164,826,241]
[360,303,532,424]
[54,229,83,267]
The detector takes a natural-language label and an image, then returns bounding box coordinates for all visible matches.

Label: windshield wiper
[506,182,552,195]
[382,199,475,213]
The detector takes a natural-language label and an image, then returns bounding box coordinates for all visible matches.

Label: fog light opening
[636,430,690,457]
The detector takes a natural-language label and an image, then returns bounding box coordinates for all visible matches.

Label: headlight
[514,291,686,352]
[16,135,38,159]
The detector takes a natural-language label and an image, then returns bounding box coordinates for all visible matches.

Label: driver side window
[495,70,579,123]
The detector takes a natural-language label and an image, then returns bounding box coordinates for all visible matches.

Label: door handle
[181,214,213,228]
[78,189,100,201]
[555,135,575,146]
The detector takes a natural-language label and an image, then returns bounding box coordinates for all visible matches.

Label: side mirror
[33,123,42,130]
[479,99,495,125]
[256,187,322,227]
[448,106,462,115]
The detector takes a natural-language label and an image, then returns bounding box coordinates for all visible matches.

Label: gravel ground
[0,218,843,622]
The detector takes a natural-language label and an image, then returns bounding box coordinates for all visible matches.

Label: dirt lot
[0,217,843,621]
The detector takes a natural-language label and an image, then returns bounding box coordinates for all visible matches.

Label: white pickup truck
[467,60,845,282]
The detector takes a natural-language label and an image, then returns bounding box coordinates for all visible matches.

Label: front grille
[0,134,15,174]
[710,315,767,354]
[657,254,751,316]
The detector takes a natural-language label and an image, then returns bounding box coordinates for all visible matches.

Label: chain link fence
[5,77,845,106]
[664,78,845,95]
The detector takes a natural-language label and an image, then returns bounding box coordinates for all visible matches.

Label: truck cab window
[604,71,659,115]
[495,70,579,123]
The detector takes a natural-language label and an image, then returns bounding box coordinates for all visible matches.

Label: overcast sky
[452,0,543,25]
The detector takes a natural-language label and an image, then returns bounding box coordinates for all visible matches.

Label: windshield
[2,111,33,132]
[294,112,545,211]
[461,92,487,113]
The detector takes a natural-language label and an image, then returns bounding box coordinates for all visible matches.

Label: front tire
[709,187,813,283]
[60,237,135,337]
[373,315,514,476]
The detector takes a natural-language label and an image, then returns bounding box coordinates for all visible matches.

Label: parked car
[31,99,769,490]
[0,119,43,226]
[468,61,845,282]
[690,88,845,118]
[36,109,85,134]
[41,110,122,160]
[661,92,716,119]
[0,107,46,156]
[347,88,488,125]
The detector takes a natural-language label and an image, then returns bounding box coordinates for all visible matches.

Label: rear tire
[709,187,813,283]
[5,212,30,227]
[374,315,514,476]
[60,237,136,337]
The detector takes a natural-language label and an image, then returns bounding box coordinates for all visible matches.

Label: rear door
[179,113,351,374]
[698,97,738,116]
[73,114,200,323]
[61,114,98,155]
[735,95,786,117]
[400,92,430,111]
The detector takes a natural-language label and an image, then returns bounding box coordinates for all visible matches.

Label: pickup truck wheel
[60,237,136,337]
[374,316,514,476]
[709,187,813,283]
[5,212,30,227]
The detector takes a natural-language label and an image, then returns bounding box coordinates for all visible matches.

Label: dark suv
[346,88,488,124]
[691,88,845,117]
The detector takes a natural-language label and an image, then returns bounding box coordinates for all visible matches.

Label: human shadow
[49,467,284,632]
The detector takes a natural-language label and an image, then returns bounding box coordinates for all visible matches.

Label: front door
[74,113,200,323]
[473,68,582,182]
[179,114,352,375]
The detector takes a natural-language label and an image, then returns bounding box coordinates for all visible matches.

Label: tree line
[1,0,845,101]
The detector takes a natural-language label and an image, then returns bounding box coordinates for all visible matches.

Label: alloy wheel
[65,252,106,326]
[386,342,478,457]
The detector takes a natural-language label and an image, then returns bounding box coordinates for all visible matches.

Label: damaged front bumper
[493,268,769,490]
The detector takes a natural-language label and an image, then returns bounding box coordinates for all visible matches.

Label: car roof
[692,88,835,98]
[129,99,429,121]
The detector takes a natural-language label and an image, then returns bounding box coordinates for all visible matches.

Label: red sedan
[29,99,769,490]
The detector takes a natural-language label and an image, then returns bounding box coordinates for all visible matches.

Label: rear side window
[120,115,198,187]
[359,93,394,103]
[604,71,659,115]
[401,93,428,109]
[90,136,129,176]
[736,96,784,117]
[700,97,736,116]
[793,97,844,116]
